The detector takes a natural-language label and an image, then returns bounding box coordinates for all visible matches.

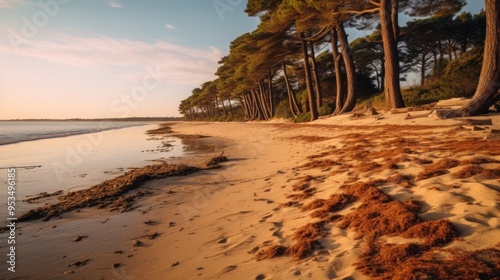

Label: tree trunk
[309,41,323,109]
[249,92,259,120]
[267,71,275,117]
[202,106,208,118]
[187,109,194,121]
[245,92,254,120]
[219,96,228,116]
[202,107,208,119]
[371,63,381,91]
[380,57,385,92]
[282,62,300,117]
[447,39,453,61]
[201,107,208,118]
[214,100,221,117]
[251,90,264,120]
[433,51,438,75]
[461,39,468,53]
[440,0,500,117]
[391,0,400,42]
[192,108,198,120]
[242,93,251,120]
[421,51,427,86]
[181,110,189,121]
[332,28,344,115]
[301,35,319,121]
[439,41,445,66]
[380,0,405,109]
[258,81,271,119]
[336,22,358,114]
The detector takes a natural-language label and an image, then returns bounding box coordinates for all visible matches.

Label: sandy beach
[1,111,500,279]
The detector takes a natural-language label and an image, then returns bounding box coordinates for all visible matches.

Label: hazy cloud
[0,0,31,9]
[0,30,222,84]
[105,0,122,8]
[165,24,176,30]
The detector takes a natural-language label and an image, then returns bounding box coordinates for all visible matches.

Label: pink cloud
[0,0,31,9]
[0,30,223,85]
[106,0,122,8]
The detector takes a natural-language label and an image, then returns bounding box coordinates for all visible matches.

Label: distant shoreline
[0,119,184,146]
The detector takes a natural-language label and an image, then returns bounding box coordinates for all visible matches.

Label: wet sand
[0,123,224,279]
[1,112,500,279]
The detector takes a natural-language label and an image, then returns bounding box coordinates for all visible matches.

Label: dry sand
[125,112,500,279]
[2,111,500,279]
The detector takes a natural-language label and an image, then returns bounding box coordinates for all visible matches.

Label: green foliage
[296,89,309,112]
[232,115,244,122]
[356,73,378,99]
[403,84,454,106]
[318,103,334,116]
[356,93,386,110]
[217,115,233,122]
[294,112,311,123]
[201,115,234,122]
[400,10,485,86]
[402,47,483,107]
[208,116,219,122]
[403,78,476,106]
[245,0,280,17]
[443,47,483,78]
[274,99,294,119]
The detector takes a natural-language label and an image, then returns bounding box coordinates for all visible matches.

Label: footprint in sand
[218,237,228,244]
[262,240,273,246]
[220,265,237,274]
[143,220,158,226]
[269,221,283,231]
[247,246,260,254]
[336,250,348,258]
[254,198,275,204]
[272,230,283,238]
[259,214,273,223]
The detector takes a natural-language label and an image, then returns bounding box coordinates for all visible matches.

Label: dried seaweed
[402,220,458,246]
[19,163,206,221]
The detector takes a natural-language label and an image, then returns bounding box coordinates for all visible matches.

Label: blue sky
[0,0,485,119]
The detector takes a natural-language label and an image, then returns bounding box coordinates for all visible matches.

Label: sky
[0,0,485,119]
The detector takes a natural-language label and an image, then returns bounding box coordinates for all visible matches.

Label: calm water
[0,121,144,145]
[0,122,190,221]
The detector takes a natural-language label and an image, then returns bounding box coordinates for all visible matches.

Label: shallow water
[0,121,144,145]
[0,124,188,220]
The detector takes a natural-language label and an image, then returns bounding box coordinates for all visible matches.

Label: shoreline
[0,121,154,146]
[1,113,500,279]
[0,123,229,279]
[0,123,203,221]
